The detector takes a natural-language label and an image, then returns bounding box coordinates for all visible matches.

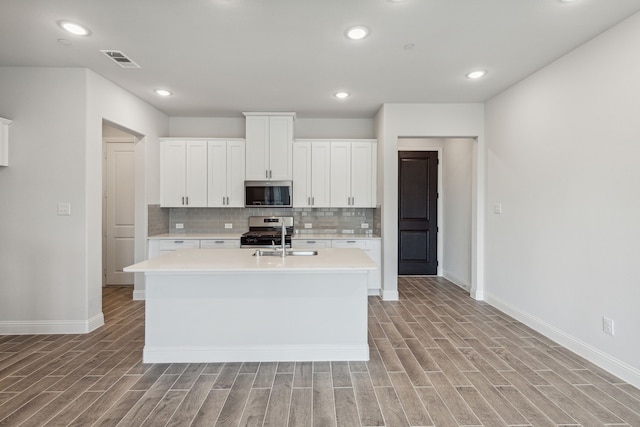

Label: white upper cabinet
[160,139,208,207]
[207,140,245,207]
[293,140,331,207]
[0,117,12,167]
[330,140,377,208]
[244,113,295,180]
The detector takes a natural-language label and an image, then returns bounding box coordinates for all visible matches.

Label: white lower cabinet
[200,239,241,249]
[291,239,331,249]
[331,239,381,294]
[293,238,381,294]
[148,239,200,259]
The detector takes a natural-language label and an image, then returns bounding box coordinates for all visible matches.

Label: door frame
[102,135,136,287]
[397,146,443,276]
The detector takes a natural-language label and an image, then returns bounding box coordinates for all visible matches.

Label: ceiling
[2,0,640,118]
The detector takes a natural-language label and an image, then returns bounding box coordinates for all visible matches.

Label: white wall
[0,68,93,332]
[484,12,640,386]
[168,116,374,139]
[375,104,485,300]
[87,71,169,302]
[0,67,168,333]
[442,139,474,289]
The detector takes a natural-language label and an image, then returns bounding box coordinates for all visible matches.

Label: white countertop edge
[126,248,376,273]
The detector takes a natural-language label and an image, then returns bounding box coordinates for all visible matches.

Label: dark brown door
[398,151,438,275]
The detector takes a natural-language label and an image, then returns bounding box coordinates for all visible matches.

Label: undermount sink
[254,249,318,257]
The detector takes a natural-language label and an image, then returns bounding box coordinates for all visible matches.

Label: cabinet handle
[226,196,229,205]
[174,240,184,244]
[307,241,316,244]
[269,170,272,179]
[182,196,185,205]
[186,196,189,205]
[311,196,314,206]
[347,240,356,243]
[215,241,224,244]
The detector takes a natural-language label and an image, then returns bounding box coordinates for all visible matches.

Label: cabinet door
[350,142,373,207]
[268,116,293,180]
[330,141,351,207]
[185,141,208,207]
[292,239,330,249]
[226,140,246,207]
[245,116,269,180]
[200,239,240,249]
[207,141,227,207]
[160,140,187,207]
[311,141,331,207]
[292,142,311,207]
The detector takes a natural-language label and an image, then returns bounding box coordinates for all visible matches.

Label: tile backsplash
[148,205,380,236]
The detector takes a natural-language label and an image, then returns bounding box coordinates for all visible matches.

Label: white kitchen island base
[127,249,374,363]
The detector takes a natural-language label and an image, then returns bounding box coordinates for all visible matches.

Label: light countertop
[149,233,243,240]
[148,233,380,240]
[125,248,376,273]
[293,233,380,240]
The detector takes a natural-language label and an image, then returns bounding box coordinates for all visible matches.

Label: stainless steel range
[240,216,293,248]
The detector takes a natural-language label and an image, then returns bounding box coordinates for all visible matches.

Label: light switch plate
[493,203,502,214]
[57,202,71,216]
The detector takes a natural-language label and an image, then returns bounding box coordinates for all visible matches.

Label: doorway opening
[102,122,137,286]
[397,138,475,290]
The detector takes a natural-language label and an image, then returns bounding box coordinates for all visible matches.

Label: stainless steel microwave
[244,181,292,207]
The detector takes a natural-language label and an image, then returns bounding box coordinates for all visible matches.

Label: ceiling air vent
[100,50,141,69]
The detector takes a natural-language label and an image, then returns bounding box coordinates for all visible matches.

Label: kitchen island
[124,248,375,363]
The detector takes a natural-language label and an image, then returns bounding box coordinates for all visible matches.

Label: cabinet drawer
[292,240,331,249]
[158,240,200,251]
[331,239,370,250]
[200,239,240,249]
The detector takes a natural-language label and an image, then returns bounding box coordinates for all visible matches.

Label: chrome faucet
[281,222,286,257]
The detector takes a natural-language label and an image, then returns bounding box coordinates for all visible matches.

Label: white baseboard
[382,289,399,301]
[368,288,381,296]
[485,292,640,389]
[143,344,370,363]
[442,270,471,291]
[132,290,145,300]
[0,312,104,335]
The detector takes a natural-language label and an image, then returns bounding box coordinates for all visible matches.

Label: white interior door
[106,142,135,285]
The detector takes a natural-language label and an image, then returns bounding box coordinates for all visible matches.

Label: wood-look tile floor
[1,277,639,426]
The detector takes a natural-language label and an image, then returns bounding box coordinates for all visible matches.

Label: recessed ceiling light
[334,91,350,99]
[388,0,407,2]
[466,70,487,79]
[58,20,91,36]
[346,26,369,40]
[155,89,172,97]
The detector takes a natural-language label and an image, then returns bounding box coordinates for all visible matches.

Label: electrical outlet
[304,223,312,229]
[175,223,184,229]
[57,202,71,216]
[225,223,233,229]
[361,223,369,229]
[494,203,502,214]
[603,317,614,336]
